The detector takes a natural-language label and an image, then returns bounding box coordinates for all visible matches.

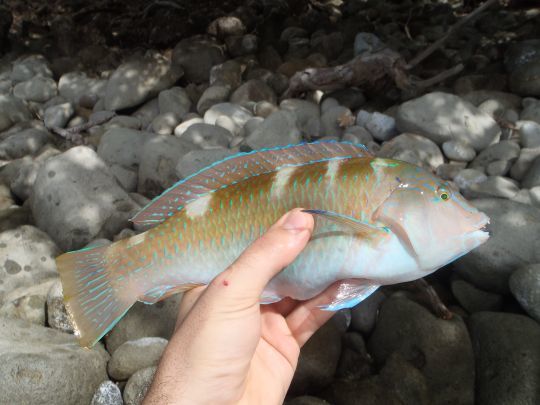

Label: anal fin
[319,279,380,311]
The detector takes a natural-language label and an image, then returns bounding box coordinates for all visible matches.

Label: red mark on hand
[222,280,229,287]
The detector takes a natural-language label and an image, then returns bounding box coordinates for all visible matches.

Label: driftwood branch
[46,111,116,145]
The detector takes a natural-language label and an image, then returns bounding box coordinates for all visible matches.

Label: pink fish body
[56,142,489,347]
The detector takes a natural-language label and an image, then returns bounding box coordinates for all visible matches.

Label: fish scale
[56,141,490,347]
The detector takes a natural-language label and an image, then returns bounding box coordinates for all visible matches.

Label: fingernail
[282,210,308,232]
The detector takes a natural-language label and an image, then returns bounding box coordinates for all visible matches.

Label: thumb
[209,208,314,302]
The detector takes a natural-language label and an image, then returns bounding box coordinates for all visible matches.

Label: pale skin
[143,209,339,405]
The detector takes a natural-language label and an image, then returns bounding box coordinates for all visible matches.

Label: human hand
[143,209,339,405]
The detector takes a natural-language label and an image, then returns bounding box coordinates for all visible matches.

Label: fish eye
[438,186,451,201]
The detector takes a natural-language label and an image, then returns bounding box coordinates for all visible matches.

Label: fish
[56,141,490,347]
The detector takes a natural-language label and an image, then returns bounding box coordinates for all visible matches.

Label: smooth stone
[243,117,264,137]
[97,128,152,176]
[521,97,540,124]
[209,60,242,88]
[13,76,57,102]
[504,39,540,72]
[175,148,235,179]
[90,381,123,405]
[289,316,344,395]
[138,135,198,197]
[320,97,339,114]
[0,317,109,405]
[179,123,232,149]
[511,189,534,205]
[454,198,540,293]
[108,337,167,381]
[396,92,500,151]
[0,206,33,231]
[254,100,278,118]
[225,34,258,56]
[0,225,59,303]
[173,117,204,137]
[157,87,191,117]
[470,140,520,168]
[461,90,521,111]
[465,176,519,199]
[510,59,540,97]
[246,110,301,149]
[378,133,444,171]
[207,16,246,38]
[203,102,253,127]
[442,140,476,162]
[453,168,488,192]
[320,105,353,138]
[10,55,52,82]
[172,36,225,84]
[105,53,182,111]
[0,128,49,160]
[517,120,540,148]
[336,332,372,380]
[343,126,374,145]
[280,99,320,138]
[3,156,39,201]
[356,110,397,142]
[486,160,511,177]
[123,366,156,405]
[58,72,106,105]
[151,112,180,135]
[324,88,365,111]
[31,146,139,251]
[350,290,386,335]
[215,115,242,137]
[354,32,386,56]
[47,279,74,333]
[0,94,32,131]
[469,312,540,405]
[435,162,467,181]
[368,296,474,405]
[450,279,503,313]
[521,155,540,188]
[0,183,13,210]
[132,98,160,129]
[196,85,231,115]
[104,115,142,131]
[44,102,75,128]
[230,79,276,110]
[509,264,540,322]
[510,146,540,181]
[105,295,182,354]
[0,278,56,325]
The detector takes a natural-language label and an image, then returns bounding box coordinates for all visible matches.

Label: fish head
[373,163,490,272]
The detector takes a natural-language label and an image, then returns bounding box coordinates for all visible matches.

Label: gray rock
[58,72,107,105]
[0,94,32,131]
[105,294,182,354]
[0,225,59,303]
[357,110,397,142]
[486,160,511,177]
[47,279,74,333]
[465,176,519,199]
[0,278,56,325]
[0,183,13,210]
[197,85,231,115]
[378,133,444,171]
[0,205,33,231]
[0,317,109,405]
[354,32,386,57]
[285,396,330,405]
[172,36,225,84]
[517,120,540,148]
[289,316,343,396]
[451,279,503,313]
[280,99,320,138]
[504,39,540,73]
[10,55,52,83]
[90,381,123,405]
[246,110,301,149]
[123,366,156,405]
[243,117,264,137]
[468,312,540,405]
[324,88,365,111]
[510,147,540,180]
[151,112,180,135]
[215,115,242,138]
[105,53,182,111]
[207,16,246,38]
[320,105,352,138]
[230,79,276,109]
[157,87,191,117]
[510,59,540,97]
[521,97,540,124]
[104,115,142,131]
[509,264,540,322]
[461,90,522,111]
[225,34,259,57]
[522,155,540,188]
[209,60,242,88]
[138,135,198,197]
[13,76,57,102]
[350,290,386,335]
[44,102,75,128]
[396,92,500,151]
[454,198,540,293]
[98,127,153,173]
[31,146,139,251]
[336,332,372,380]
[176,148,235,178]
[470,140,520,169]
[368,296,474,405]
[173,117,204,137]
[203,102,253,127]
[436,162,467,181]
[442,141,476,162]
[0,128,49,160]
[2,156,40,201]
[132,98,160,129]
[343,125,374,145]
[108,337,167,381]
[453,168,488,192]
[179,123,231,149]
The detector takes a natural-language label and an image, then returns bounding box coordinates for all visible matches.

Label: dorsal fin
[131,141,372,227]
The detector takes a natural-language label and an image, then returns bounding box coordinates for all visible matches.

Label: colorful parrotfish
[56,141,489,347]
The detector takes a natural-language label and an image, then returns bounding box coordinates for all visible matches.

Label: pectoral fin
[302,209,390,239]
[319,279,380,311]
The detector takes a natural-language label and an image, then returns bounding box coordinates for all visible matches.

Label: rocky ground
[0,0,540,404]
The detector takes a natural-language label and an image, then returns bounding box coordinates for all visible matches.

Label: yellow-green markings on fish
[56,141,490,347]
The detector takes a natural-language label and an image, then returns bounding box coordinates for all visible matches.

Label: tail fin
[56,244,136,348]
